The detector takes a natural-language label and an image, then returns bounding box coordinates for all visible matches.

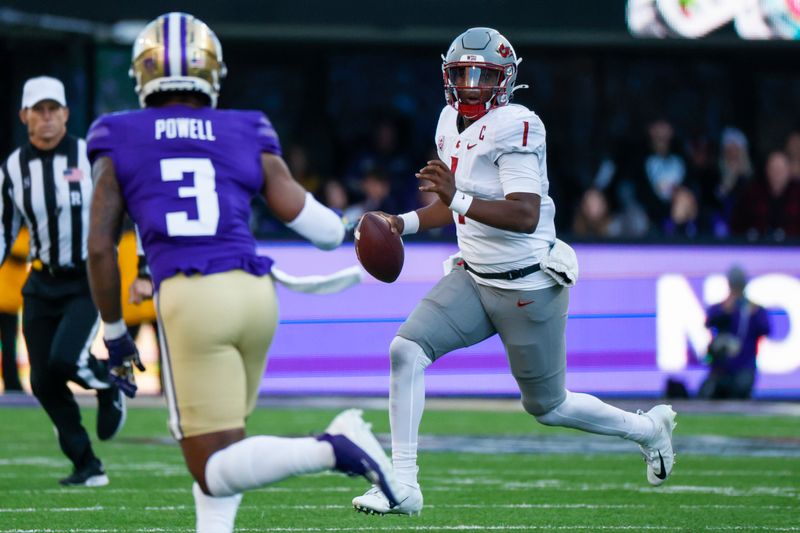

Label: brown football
[355,212,404,283]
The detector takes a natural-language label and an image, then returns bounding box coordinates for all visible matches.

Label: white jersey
[434,103,557,290]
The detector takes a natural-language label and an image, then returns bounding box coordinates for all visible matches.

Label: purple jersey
[705,299,771,372]
[87,105,280,287]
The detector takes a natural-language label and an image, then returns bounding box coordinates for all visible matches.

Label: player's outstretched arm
[87,157,125,323]
[261,153,344,249]
[417,198,456,230]
[87,157,143,398]
[374,199,453,236]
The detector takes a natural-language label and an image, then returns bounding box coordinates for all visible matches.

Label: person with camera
[700,265,771,399]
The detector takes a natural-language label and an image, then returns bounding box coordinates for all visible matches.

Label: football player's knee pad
[526,391,569,420]
[389,336,432,373]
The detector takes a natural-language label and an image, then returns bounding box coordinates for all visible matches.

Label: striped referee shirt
[0,135,92,269]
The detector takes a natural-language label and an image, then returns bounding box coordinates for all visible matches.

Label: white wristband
[449,191,474,216]
[399,211,420,235]
[103,319,127,340]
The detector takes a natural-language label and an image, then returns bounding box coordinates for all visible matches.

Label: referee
[0,76,125,486]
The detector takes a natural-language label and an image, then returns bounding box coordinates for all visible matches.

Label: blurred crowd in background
[3,4,800,245]
[263,118,800,243]
[566,121,800,242]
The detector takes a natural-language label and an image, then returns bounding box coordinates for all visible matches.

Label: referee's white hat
[21,76,67,109]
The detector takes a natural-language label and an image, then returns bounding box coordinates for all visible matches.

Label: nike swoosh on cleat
[654,451,667,480]
[390,494,412,510]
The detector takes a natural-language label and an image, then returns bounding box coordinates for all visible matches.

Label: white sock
[193,482,242,533]
[389,336,431,488]
[205,436,335,497]
[535,391,657,444]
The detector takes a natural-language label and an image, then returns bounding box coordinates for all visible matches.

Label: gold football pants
[155,270,278,439]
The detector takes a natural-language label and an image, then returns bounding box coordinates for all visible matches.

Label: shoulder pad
[86,115,116,163]
[491,106,545,159]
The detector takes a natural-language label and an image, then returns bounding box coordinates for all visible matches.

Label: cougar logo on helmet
[129,12,227,108]
[441,27,524,120]
[497,43,512,58]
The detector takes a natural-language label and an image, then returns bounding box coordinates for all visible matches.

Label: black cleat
[59,459,109,487]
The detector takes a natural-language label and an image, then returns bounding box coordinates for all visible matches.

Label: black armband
[136,254,151,279]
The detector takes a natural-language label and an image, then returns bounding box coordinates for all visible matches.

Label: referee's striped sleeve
[0,161,22,264]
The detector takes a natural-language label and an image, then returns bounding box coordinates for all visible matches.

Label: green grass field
[1,402,798,532]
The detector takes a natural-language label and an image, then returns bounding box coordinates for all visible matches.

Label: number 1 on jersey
[450,156,466,225]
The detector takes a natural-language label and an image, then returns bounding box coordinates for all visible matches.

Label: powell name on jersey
[435,103,557,290]
[86,106,280,287]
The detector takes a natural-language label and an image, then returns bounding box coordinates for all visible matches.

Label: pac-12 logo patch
[437,135,445,151]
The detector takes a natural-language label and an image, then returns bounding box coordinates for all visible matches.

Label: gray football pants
[398,267,568,415]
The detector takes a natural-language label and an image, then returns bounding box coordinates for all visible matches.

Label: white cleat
[638,404,677,486]
[353,483,423,516]
[317,409,402,507]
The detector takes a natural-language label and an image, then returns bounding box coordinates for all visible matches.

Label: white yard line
[424,478,800,499]
[2,502,797,514]
[3,526,800,533]
[0,458,68,467]
[4,481,798,499]
[10,464,790,477]
[441,468,798,478]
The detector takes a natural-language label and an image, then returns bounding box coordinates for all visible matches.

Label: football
[354,212,404,283]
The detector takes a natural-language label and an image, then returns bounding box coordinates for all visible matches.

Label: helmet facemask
[443,62,514,120]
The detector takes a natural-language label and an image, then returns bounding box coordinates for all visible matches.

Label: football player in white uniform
[352,27,677,516]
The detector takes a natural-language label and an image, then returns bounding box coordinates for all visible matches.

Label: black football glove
[104,333,145,398]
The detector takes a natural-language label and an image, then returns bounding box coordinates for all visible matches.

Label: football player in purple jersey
[86,12,399,532]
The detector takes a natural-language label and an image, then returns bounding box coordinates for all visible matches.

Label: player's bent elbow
[523,208,540,233]
[517,213,539,234]
[314,223,345,251]
[286,192,345,250]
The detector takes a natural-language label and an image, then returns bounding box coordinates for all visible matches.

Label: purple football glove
[104,333,145,398]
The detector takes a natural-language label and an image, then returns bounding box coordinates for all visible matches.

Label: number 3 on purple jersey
[160,157,220,236]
